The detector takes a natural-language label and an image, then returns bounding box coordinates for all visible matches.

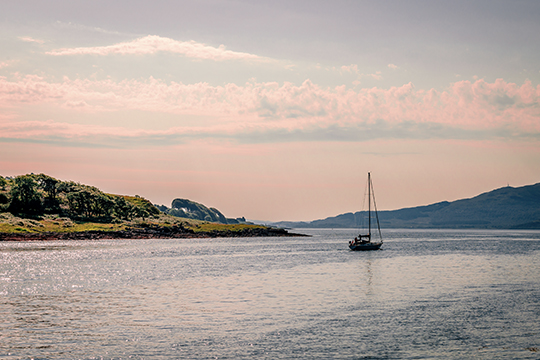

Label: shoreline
[0,225,308,241]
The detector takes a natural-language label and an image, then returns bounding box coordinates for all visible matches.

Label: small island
[0,173,300,241]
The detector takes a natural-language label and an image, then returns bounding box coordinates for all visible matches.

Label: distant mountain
[272,183,540,229]
[156,198,248,225]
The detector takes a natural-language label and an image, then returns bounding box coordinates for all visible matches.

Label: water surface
[1,229,539,359]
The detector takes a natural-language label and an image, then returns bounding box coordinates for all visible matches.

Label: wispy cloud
[19,36,45,44]
[340,64,383,82]
[46,35,264,61]
[341,64,360,74]
[52,21,132,37]
[0,61,14,69]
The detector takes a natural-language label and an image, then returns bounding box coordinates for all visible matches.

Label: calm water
[1,229,540,359]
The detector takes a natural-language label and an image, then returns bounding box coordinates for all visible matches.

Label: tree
[9,175,42,215]
[135,207,149,221]
[92,192,115,218]
[67,187,116,219]
[0,176,9,211]
[37,174,60,213]
[56,181,79,194]
[67,189,92,217]
[0,176,7,191]
[114,197,137,220]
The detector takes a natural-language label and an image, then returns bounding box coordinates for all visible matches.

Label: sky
[1,0,539,221]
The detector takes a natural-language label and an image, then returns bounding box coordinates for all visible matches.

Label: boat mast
[368,172,371,239]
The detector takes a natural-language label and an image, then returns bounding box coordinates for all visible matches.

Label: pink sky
[1,1,539,221]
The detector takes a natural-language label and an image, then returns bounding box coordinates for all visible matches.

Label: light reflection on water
[1,229,540,359]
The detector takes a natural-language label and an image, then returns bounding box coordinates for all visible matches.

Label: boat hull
[349,242,382,251]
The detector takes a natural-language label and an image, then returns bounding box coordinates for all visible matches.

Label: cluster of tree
[156,198,248,224]
[0,173,160,221]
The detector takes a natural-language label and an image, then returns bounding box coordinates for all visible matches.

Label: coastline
[0,225,307,241]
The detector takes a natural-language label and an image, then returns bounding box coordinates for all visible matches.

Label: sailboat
[349,172,383,251]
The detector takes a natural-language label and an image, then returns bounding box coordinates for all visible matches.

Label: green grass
[0,212,269,235]
[189,222,264,233]
[0,215,128,234]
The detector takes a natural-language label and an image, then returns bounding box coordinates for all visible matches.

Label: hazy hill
[272,183,540,229]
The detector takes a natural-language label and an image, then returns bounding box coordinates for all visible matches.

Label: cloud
[53,21,131,37]
[46,35,263,61]
[19,36,45,44]
[370,71,382,80]
[0,119,244,148]
[0,61,14,69]
[388,64,398,69]
[1,76,539,147]
[340,65,382,81]
[341,64,360,74]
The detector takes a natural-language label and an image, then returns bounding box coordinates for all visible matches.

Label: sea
[1,229,539,359]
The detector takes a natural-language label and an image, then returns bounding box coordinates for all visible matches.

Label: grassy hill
[0,173,160,222]
[0,173,288,239]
